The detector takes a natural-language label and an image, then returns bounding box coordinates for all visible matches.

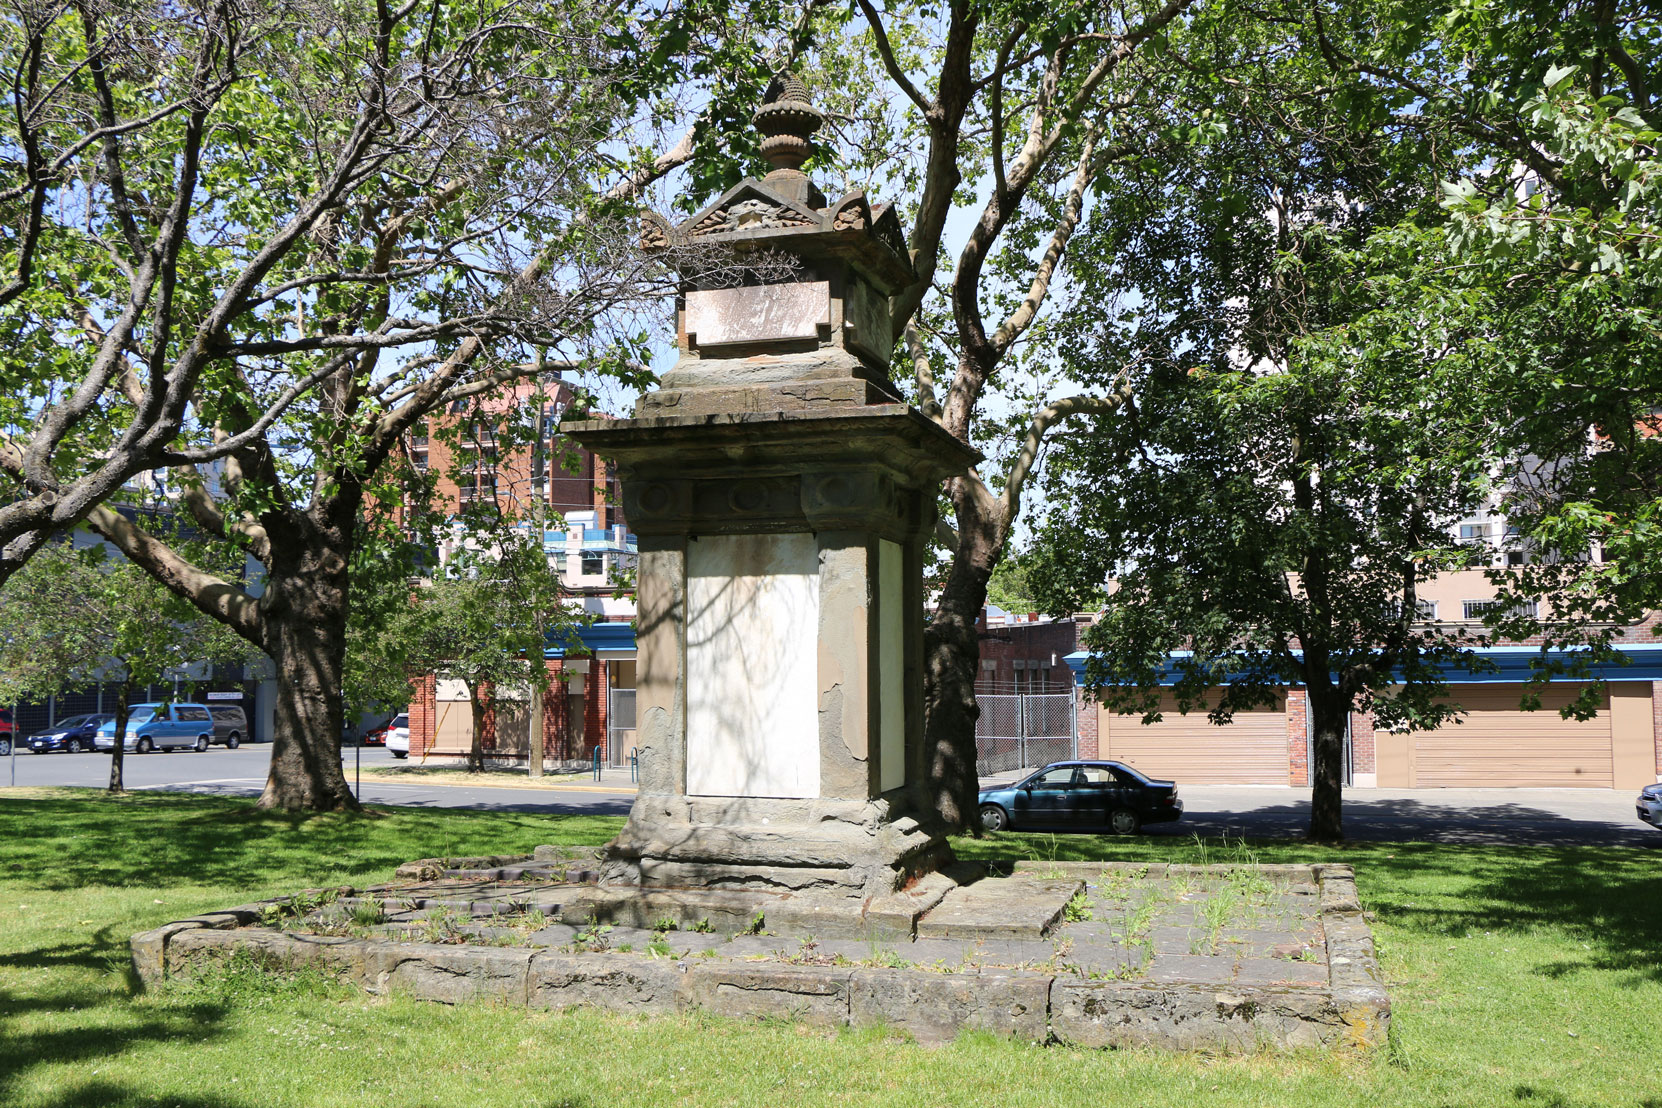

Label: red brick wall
[589,660,608,758]
[409,673,436,757]
[1349,709,1376,774]
[1287,688,1309,786]
[1076,684,1099,759]
[1654,680,1662,777]
[976,616,1080,693]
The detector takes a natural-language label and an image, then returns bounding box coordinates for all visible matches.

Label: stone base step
[916,875,1084,941]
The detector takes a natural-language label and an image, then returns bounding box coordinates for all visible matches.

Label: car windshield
[392,715,408,727]
[126,709,156,724]
[55,715,90,729]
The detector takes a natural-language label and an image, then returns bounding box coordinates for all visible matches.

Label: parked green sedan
[977,760,1184,835]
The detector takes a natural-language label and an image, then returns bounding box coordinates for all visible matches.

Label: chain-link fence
[975,692,1076,775]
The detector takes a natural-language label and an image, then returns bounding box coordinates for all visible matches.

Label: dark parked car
[27,714,112,754]
[977,760,1183,835]
[207,704,250,747]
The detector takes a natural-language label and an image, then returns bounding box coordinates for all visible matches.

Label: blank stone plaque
[686,281,830,346]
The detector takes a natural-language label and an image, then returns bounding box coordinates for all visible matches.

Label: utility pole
[528,369,548,780]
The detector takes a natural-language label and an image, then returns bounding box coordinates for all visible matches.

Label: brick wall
[976,617,1080,693]
[407,661,590,761]
[1287,688,1309,786]
[1349,709,1376,774]
[1654,680,1662,778]
[408,673,436,757]
[1076,684,1099,759]
[584,661,608,759]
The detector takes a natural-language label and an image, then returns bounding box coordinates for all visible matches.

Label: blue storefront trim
[1064,643,1662,687]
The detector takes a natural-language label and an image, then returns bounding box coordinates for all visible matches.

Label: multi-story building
[400,378,639,767]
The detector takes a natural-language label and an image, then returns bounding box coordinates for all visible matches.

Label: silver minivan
[208,704,250,747]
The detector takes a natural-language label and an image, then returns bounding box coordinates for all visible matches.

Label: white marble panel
[878,539,905,791]
[686,282,830,346]
[686,533,821,798]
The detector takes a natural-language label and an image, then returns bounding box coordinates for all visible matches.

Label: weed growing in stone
[419,906,471,945]
[689,918,715,933]
[350,897,386,927]
[1063,889,1093,923]
[572,919,615,951]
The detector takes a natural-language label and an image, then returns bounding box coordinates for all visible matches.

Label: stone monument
[565,77,977,901]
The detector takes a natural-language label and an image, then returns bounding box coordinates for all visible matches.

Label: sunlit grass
[3,788,1659,1107]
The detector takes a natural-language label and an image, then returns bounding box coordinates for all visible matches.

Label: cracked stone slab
[915,876,1083,941]
[683,961,853,1027]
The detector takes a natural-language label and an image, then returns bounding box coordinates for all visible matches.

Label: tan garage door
[1101,694,1288,785]
[1413,685,1612,788]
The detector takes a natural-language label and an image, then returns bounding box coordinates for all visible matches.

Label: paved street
[980,771,1662,847]
[7,746,1658,844]
[0,744,636,815]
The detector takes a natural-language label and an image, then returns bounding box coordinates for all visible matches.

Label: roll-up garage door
[1101,694,1288,785]
[1412,684,1612,787]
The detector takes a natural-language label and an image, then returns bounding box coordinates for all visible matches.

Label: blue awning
[544,621,636,658]
[1063,643,1662,687]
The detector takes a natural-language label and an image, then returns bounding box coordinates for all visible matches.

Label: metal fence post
[1017,692,1027,770]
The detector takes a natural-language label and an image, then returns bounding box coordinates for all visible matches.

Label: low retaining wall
[131,863,1389,1053]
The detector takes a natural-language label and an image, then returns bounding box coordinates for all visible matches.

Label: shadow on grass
[0,790,625,892]
[957,830,1662,984]
[0,978,237,1105]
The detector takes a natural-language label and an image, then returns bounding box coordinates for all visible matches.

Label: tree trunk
[528,669,544,778]
[107,678,132,794]
[467,684,486,773]
[1307,686,1348,842]
[922,540,997,833]
[257,562,358,812]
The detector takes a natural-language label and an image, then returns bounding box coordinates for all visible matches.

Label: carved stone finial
[753,74,823,173]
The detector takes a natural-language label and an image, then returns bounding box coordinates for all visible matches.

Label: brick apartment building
[401,379,638,767]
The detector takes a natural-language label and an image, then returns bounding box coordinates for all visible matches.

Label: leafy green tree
[0,539,258,792]
[409,535,584,773]
[1029,337,1501,840]
[66,0,755,810]
[1007,0,1513,840]
[1301,3,1662,664]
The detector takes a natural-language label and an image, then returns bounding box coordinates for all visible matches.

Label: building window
[581,554,604,576]
[1459,523,1488,541]
[1385,599,1438,621]
[1462,599,1537,621]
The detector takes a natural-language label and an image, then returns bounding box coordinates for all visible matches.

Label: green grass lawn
[2,787,1659,1108]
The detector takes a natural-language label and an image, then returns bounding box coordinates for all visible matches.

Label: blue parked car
[93,703,217,753]
[978,760,1184,835]
[27,714,112,754]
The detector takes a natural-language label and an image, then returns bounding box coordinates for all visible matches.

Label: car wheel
[980,804,1009,832]
[392,750,407,759]
[67,739,82,753]
[194,735,209,752]
[136,737,152,753]
[0,738,9,756]
[226,733,240,749]
[1108,808,1141,835]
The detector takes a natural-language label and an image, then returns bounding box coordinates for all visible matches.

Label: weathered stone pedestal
[567,408,973,899]
[566,78,977,901]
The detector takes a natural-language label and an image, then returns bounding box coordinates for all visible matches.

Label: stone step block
[916,876,1084,941]
[849,967,1051,1044]
[681,961,853,1028]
